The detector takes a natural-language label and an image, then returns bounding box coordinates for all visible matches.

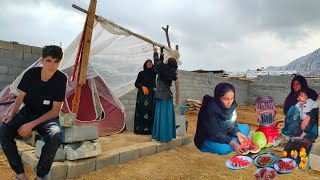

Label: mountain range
[265,48,320,76]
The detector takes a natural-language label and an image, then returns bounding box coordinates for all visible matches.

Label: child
[294,90,319,139]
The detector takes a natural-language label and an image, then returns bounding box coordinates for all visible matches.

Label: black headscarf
[283,75,318,115]
[134,60,156,89]
[158,58,178,86]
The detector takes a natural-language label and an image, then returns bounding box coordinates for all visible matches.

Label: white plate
[253,153,277,168]
[226,156,252,170]
[254,167,277,179]
[274,158,296,174]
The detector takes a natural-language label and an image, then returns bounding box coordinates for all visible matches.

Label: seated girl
[194,83,250,155]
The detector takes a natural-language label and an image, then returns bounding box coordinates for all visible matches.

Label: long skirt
[134,89,155,135]
[282,106,318,140]
[152,99,176,142]
[200,124,250,155]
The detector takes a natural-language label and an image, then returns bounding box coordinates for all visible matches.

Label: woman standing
[152,47,178,142]
[134,60,156,134]
[194,83,250,155]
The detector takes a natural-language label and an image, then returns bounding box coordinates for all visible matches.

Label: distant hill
[265,48,320,76]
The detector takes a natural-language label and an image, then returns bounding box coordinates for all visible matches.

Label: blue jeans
[0,109,62,178]
[200,124,250,155]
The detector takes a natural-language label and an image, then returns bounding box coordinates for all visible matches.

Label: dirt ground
[1,106,320,180]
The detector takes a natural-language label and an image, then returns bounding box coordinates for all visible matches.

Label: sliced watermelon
[229,156,250,167]
[265,136,275,147]
[249,146,261,153]
[243,149,249,155]
[240,138,251,149]
[258,156,273,166]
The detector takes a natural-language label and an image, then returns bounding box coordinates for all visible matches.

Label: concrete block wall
[120,70,249,131]
[0,40,41,90]
[176,70,249,105]
[247,74,320,105]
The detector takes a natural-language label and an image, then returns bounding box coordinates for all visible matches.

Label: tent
[0,15,180,136]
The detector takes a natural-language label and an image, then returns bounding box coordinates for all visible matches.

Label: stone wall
[247,74,320,105]
[0,40,41,90]
[120,70,250,131]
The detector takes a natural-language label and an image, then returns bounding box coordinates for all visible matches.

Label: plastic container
[179,106,186,115]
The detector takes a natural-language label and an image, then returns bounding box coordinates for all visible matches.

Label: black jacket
[194,95,240,149]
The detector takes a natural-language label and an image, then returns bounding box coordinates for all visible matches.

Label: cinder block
[21,150,38,170]
[182,134,194,145]
[118,145,140,163]
[65,158,96,179]
[0,40,13,50]
[0,74,16,84]
[0,48,4,56]
[59,113,75,127]
[95,150,120,170]
[136,142,157,157]
[310,154,320,171]
[0,57,25,67]
[35,140,65,161]
[22,131,39,147]
[45,162,68,180]
[62,126,98,143]
[13,43,32,53]
[8,67,25,75]
[16,140,35,156]
[168,136,183,149]
[64,140,101,160]
[4,49,23,60]
[0,66,9,74]
[23,52,41,61]
[31,46,42,54]
[156,142,170,152]
[176,115,187,136]
[125,113,134,132]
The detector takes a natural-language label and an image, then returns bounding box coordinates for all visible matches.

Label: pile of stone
[35,113,102,161]
[185,98,202,114]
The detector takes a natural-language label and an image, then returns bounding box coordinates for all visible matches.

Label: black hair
[42,45,63,61]
[295,89,308,98]
[158,58,178,86]
[213,83,236,99]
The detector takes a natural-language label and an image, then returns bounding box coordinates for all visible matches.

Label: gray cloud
[1,0,320,72]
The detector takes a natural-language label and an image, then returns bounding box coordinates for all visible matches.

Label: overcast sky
[1,0,320,72]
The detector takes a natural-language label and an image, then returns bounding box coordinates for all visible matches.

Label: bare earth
[1,106,320,180]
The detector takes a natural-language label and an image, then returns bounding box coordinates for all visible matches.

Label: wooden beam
[78,0,97,85]
[72,4,171,51]
[71,0,97,114]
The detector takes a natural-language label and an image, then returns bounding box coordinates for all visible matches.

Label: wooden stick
[174,45,181,107]
[72,4,171,51]
[161,25,181,106]
[162,25,171,49]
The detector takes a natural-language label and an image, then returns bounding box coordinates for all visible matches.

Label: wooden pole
[174,45,181,107]
[162,25,171,49]
[72,4,171,51]
[161,25,181,107]
[71,0,97,114]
